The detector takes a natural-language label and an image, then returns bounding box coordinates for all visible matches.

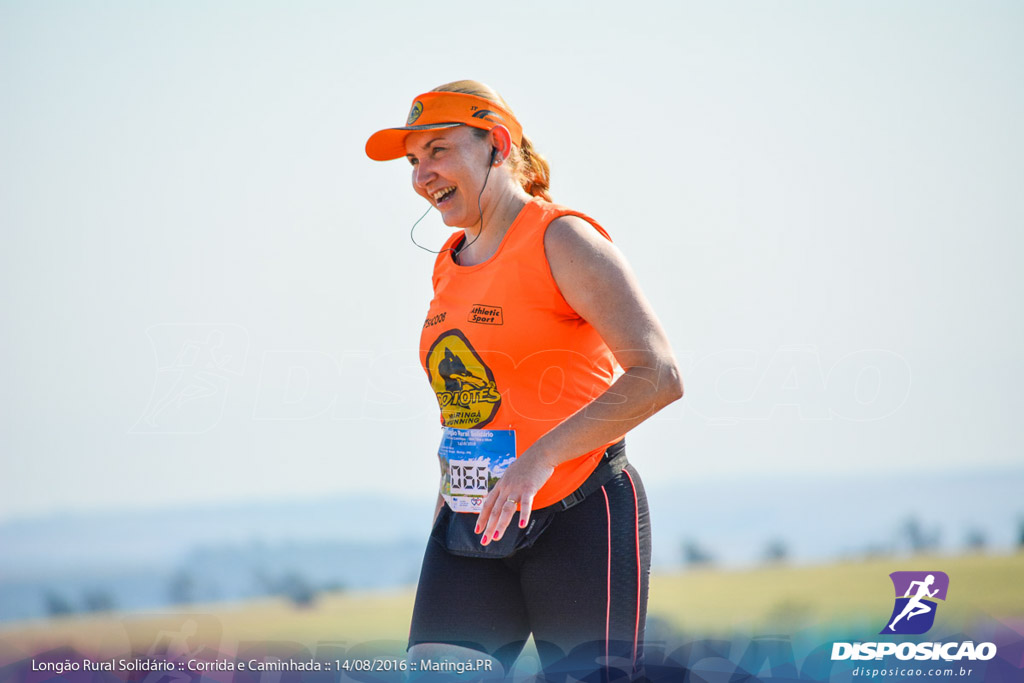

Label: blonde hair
[432,80,552,202]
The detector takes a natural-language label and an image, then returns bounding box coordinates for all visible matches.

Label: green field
[648,553,1024,636]
[4,553,1022,659]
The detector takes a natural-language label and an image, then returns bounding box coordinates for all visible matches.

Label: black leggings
[408,463,651,679]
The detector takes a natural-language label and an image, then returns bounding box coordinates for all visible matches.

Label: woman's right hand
[474,445,555,545]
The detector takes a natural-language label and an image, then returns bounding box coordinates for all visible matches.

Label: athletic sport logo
[881,571,949,635]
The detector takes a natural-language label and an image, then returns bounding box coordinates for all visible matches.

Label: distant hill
[645,465,1024,567]
[1,467,1020,622]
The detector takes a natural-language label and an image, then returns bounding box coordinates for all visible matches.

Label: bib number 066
[449,460,489,494]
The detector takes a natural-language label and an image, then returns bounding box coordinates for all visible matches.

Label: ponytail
[519,134,551,202]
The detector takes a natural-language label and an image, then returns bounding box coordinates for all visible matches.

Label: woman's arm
[476,215,683,544]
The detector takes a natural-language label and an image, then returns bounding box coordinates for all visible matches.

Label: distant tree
[965,528,987,553]
[681,540,714,568]
[863,544,892,560]
[278,572,317,608]
[43,591,75,617]
[1018,517,1024,550]
[82,590,116,613]
[167,570,197,605]
[903,517,940,554]
[253,567,274,593]
[763,538,789,565]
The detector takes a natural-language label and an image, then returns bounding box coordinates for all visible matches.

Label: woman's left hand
[475,447,555,545]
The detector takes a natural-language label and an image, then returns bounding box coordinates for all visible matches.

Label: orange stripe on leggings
[601,485,611,661]
[624,469,641,667]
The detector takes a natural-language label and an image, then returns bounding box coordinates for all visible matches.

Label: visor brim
[365,123,463,161]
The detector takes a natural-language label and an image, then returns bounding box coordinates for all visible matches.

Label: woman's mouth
[432,186,456,207]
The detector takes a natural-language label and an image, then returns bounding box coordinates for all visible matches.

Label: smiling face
[405,126,495,228]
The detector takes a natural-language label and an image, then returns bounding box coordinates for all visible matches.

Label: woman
[365,81,683,680]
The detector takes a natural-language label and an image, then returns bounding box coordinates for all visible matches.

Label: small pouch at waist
[436,505,557,559]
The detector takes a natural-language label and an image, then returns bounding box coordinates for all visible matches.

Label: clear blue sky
[2,1,1022,520]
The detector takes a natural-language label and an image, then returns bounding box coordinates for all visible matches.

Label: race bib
[438,427,517,513]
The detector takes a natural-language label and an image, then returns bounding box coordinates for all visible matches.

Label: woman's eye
[407,157,418,166]
[432,147,445,155]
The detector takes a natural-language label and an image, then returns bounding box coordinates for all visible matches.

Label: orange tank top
[419,198,624,509]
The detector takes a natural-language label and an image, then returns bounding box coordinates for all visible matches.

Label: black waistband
[555,439,628,511]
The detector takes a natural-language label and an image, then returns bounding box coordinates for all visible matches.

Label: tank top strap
[509,200,613,248]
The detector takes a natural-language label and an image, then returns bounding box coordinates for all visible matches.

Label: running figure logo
[131,324,249,434]
[881,571,949,635]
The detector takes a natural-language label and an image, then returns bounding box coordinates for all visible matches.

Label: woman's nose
[413,160,435,190]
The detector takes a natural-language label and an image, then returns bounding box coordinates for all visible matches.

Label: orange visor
[365,91,523,161]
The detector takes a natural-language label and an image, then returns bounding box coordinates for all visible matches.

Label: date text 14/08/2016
[339,658,495,674]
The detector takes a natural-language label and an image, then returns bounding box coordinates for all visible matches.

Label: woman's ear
[488,125,513,165]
